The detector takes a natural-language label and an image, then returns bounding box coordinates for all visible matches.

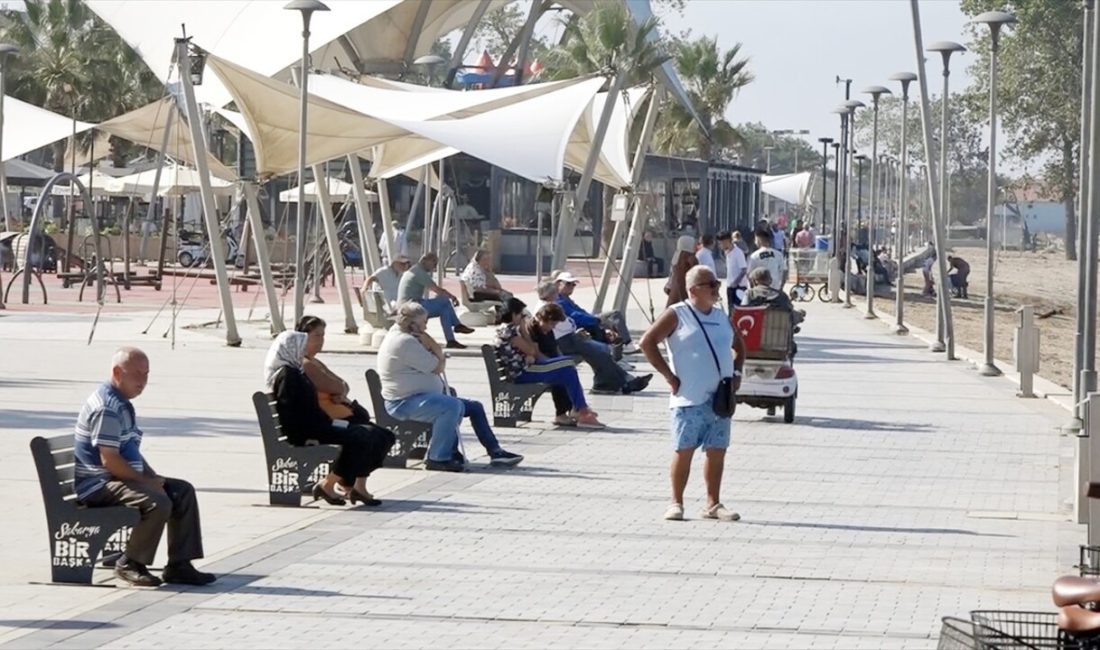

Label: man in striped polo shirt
[75,347,214,587]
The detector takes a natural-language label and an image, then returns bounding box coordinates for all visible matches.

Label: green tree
[653,36,753,161]
[732,122,821,174]
[0,0,161,170]
[851,94,989,226]
[543,2,670,86]
[960,0,1082,258]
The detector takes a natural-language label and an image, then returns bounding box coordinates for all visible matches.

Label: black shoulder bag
[686,306,737,418]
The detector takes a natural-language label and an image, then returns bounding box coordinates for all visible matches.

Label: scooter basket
[968,610,1100,649]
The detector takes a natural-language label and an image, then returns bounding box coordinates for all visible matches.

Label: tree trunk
[1067,138,1079,261]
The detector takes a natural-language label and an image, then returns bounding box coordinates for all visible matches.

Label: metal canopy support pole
[1073,0,1095,433]
[141,107,174,273]
[595,86,660,313]
[895,84,912,334]
[177,38,241,346]
[311,164,357,334]
[865,97,882,319]
[243,181,285,334]
[377,176,397,261]
[347,155,381,275]
[1084,0,1100,418]
[0,55,11,234]
[422,165,432,256]
[552,72,627,272]
[909,1,954,359]
[444,0,492,88]
[121,199,133,288]
[610,87,663,315]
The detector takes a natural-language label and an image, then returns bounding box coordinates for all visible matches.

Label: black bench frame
[364,369,433,465]
[252,392,339,507]
[30,435,139,584]
[480,345,553,427]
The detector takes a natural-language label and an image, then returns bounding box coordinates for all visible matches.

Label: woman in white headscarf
[263,331,395,507]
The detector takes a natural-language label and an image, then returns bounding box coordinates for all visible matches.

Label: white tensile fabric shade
[96,97,238,181]
[2,95,92,162]
[204,53,416,178]
[112,165,235,197]
[49,171,132,197]
[84,0,401,109]
[762,172,814,206]
[565,86,651,189]
[311,0,509,76]
[379,77,605,184]
[279,178,378,203]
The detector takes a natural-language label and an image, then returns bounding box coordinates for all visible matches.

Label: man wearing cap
[363,255,410,309]
[554,271,636,354]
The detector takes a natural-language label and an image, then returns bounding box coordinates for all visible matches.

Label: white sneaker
[700,503,740,522]
[663,503,684,521]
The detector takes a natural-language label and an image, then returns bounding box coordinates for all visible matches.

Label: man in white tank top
[639,265,745,523]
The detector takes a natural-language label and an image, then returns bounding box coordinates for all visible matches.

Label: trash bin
[815,235,830,252]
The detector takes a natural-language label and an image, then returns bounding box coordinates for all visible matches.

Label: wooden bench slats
[479,345,553,428]
[252,391,338,507]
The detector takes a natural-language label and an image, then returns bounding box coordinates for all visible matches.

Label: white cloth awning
[279,178,377,203]
[49,171,133,197]
[2,95,92,162]
[84,0,402,108]
[565,86,650,189]
[762,172,814,206]
[112,165,236,197]
[96,97,238,181]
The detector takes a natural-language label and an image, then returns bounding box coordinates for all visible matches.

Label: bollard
[1014,304,1039,398]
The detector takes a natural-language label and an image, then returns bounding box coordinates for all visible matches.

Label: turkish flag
[732,306,767,352]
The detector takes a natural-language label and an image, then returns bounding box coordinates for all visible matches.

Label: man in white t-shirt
[747,227,785,292]
[695,234,717,275]
[717,230,748,308]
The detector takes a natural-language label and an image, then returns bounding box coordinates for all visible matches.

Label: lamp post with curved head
[927,40,966,358]
[818,137,833,235]
[1072,0,1095,433]
[764,145,774,174]
[829,107,849,302]
[889,72,917,334]
[842,100,864,308]
[973,11,1016,376]
[285,0,330,326]
[831,141,841,236]
[862,85,891,319]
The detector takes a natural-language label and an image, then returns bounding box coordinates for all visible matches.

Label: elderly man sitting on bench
[75,347,215,588]
[553,271,637,354]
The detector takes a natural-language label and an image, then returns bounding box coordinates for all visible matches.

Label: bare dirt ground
[871,246,1077,390]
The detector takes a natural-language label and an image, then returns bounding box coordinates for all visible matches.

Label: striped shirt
[74,383,145,500]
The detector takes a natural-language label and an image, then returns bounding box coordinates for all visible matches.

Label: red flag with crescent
[732,306,766,352]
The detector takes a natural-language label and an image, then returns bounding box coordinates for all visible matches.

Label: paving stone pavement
[0,282,1082,649]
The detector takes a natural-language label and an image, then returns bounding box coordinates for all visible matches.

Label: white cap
[676,235,696,253]
[555,271,580,284]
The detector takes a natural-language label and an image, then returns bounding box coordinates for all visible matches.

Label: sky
[660,0,974,150]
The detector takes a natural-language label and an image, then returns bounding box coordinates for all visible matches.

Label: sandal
[553,415,578,427]
[700,503,740,522]
[575,411,605,429]
[663,503,684,521]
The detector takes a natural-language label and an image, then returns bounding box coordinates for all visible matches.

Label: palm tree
[1,0,160,170]
[654,36,754,161]
[544,3,671,87]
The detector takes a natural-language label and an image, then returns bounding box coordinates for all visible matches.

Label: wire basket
[1081,546,1100,577]
[939,616,1034,650]
[969,611,1063,649]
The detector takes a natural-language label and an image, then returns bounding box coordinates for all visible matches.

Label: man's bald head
[111,347,149,400]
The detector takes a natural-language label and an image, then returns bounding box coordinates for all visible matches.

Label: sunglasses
[692,280,720,290]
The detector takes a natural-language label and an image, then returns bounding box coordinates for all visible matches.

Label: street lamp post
[888,63,915,337]
[830,142,841,237]
[1072,0,1096,433]
[818,137,833,235]
[862,85,892,319]
[927,40,966,358]
[764,145,774,174]
[0,42,16,310]
[285,0,330,326]
[974,11,1016,377]
[842,100,864,308]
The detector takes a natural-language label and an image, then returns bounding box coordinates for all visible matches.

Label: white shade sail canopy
[279,178,377,203]
[49,170,132,197]
[112,164,235,197]
[565,86,650,189]
[762,172,814,206]
[379,77,605,184]
[96,97,238,181]
[2,95,93,162]
[204,53,417,178]
[85,0,401,109]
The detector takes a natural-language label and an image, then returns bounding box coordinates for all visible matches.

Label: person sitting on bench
[554,271,636,353]
[947,254,970,299]
[396,252,475,349]
[75,347,215,588]
[363,255,410,310]
[377,302,523,472]
[461,249,512,303]
[265,331,396,507]
[495,298,605,429]
[296,315,373,422]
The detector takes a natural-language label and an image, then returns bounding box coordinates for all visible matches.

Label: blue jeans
[385,393,500,463]
[557,333,627,391]
[419,296,460,342]
[515,356,588,410]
